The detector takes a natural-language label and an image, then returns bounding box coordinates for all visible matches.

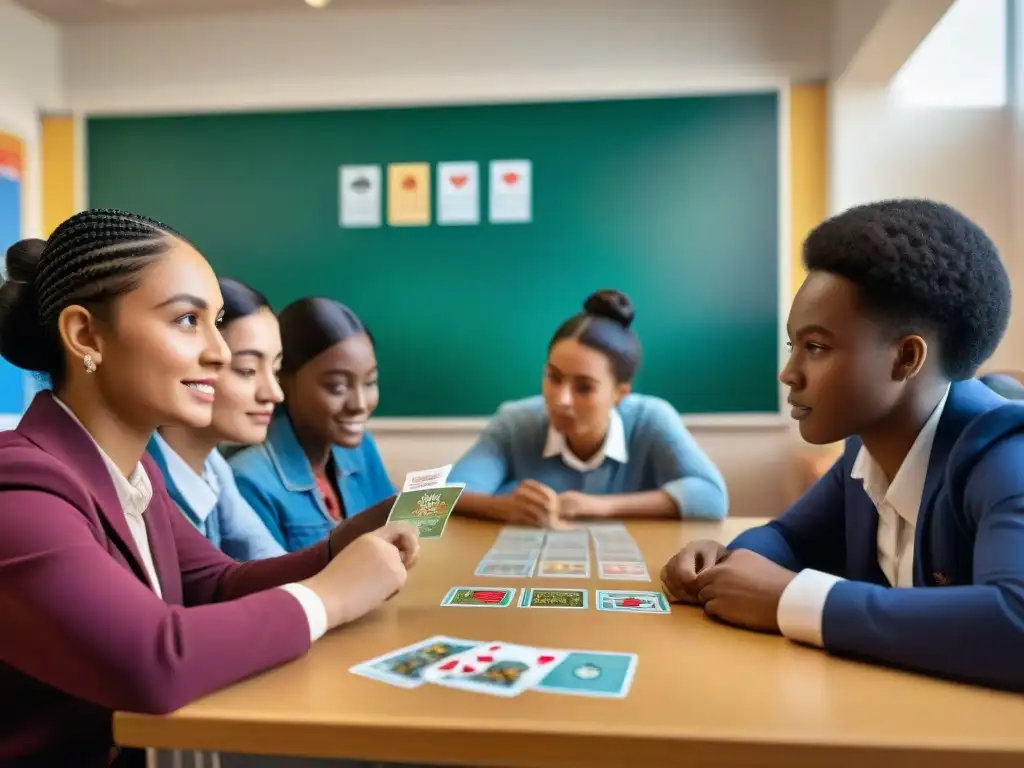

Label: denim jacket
[229,411,396,552]
[146,433,285,560]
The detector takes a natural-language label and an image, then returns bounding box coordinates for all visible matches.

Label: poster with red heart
[489,159,532,224]
[437,161,479,225]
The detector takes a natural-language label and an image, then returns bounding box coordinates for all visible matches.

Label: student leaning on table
[661,199,1024,693]
[450,289,728,527]
[0,211,419,767]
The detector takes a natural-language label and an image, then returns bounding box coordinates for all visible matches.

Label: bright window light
[890,0,1007,107]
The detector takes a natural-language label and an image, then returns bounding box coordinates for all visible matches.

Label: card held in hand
[386,484,465,539]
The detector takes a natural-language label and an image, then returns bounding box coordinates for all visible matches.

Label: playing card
[541,548,588,561]
[598,562,651,581]
[518,588,588,609]
[441,586,516,607]
[474,561,535,578]
[537,561,590,578]
[386,484,464,539]
[596,590,670,613]
[423,642,567,697]
[595,548,644,562]
[535,651,638,698]
[349,635,479,688]
[402,464,452,492]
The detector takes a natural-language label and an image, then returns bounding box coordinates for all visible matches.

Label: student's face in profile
[281,332,379,449]
[210,308,284,445]
[64,240,230,430]
[543,338,630,442]
[780,270,911,444]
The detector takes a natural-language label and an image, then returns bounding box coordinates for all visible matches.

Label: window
[890,0,1008,107]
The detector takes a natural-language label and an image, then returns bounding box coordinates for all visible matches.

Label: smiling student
[450,290,727,527]
[661,199,1024,692]
[147,277,286,561]
[231,297,395,552]
[0,211,418,766]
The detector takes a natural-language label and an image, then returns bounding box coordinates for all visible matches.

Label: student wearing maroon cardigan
[0,210,419,767]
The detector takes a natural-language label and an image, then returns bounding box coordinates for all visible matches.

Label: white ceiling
[14,0,377,24]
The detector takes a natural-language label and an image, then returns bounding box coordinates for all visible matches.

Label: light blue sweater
[448,394,728,519]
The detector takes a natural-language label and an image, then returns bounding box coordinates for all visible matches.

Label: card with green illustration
[386,484,465,538]
[441,586,516,607]
[518,588,588,609]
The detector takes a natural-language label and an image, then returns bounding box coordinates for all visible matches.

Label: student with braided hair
[0,209,420,767]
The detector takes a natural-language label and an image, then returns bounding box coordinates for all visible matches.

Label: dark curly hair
[803,199,1010,380]
[0,208,184,388]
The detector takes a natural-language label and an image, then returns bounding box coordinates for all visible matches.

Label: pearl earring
[83,355,97,373]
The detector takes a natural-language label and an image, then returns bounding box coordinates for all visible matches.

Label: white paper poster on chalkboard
[437,161,479,225]
[339,165,382,227]
[489,160,532,224]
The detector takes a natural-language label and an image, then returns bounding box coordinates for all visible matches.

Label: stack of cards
[386,465,464,539]
[474,527,544,577]
[537,530,591,578]
[350,634,638,699]
[588,524,650,581]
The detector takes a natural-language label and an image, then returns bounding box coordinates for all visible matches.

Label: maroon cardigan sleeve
[165,492,330,605]
[0,488,313,715]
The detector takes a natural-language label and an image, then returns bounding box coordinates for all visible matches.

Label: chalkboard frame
[83,83,792,427]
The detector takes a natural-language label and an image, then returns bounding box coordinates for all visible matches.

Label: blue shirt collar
[148,432,218,524]
[265,410,366,492]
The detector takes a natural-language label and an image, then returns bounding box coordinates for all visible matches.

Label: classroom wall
[0,0,62,239]
[61,0,832,113]
[828,89,1016,369]
[57,0,833,517]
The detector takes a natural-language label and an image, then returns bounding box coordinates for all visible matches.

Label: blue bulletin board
[0,132,29,421]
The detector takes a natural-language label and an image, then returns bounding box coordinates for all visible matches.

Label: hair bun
[583,289,635,329]
[0,238,55,372]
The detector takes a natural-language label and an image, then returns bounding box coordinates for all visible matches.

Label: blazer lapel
[17,392,152,584]
[912,380,1000,583]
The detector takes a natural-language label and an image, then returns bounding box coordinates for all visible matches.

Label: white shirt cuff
[279,583,329,643]
[776,568,844,648]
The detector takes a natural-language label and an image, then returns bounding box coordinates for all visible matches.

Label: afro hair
[803,199,1011,380]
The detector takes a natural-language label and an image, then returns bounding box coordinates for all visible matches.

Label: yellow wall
[41,115,76,237]
[788,82,828,298]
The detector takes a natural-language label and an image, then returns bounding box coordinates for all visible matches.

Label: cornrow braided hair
[0,208,185,383]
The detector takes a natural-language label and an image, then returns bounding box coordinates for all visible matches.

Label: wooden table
[115,517,1024,767]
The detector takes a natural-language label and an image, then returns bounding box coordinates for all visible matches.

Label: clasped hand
[660,541,797,633]
[502,481,608,528]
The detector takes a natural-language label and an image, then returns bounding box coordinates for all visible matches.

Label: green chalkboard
[87,93,780,417]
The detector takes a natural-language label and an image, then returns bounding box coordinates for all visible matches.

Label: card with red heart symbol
[422,642,568,697]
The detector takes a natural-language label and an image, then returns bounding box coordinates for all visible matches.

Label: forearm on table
[599,490,679,519]
[455,492,509,521]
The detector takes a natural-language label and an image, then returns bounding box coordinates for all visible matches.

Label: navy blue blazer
[731,378,1024,691]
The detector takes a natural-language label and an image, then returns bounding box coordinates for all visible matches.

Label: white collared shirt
[543,407,628,471]
[52,397,326,643]
[776,386,950,647]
